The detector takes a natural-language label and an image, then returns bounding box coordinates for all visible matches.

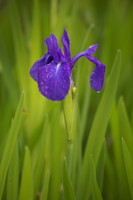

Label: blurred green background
[0,0,133,199]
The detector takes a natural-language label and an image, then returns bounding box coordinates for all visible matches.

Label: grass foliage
[0,0,133,199]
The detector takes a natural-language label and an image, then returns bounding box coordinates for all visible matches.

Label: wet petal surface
[30,54,52,81]
[38,62,71,101]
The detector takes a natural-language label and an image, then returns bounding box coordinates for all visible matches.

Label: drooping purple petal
[88,56,106,92]
[30,61,39,82]
[71,44,98,68]
[61,29,71,60]
[30,54,53,81]
[71,45,105,91]
[38,61,71,101]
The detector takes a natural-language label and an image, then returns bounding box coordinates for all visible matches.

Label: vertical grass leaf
[90,156,103,200]
[6,142,19,200]
[19,146,33,200]
[122,138,133,199]
[40,170,50,200]
[96,141,106,190]
[118,97,133,155]
[0,93,24,200]
[63,157,76,200]
[33,117,49,196]
[110,103,130,199]
[104,154,118,200]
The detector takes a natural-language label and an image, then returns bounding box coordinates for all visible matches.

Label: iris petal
[61,29,70,60]
[38,62,71,101]
[45,34,64,63]
[71,44,98,68]
[45,34,59,55]
[70,44,105,92]
[88,56,106,92]
[85,44,98,55]
[30,54,51,82]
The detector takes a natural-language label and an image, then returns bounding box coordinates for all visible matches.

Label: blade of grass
[33,116,49,197]
[77,50,121,200]
[40,170,50,200]
[0,93,24,200]
[96,141,106,190]
[118,97,133,155]
[103,154,118,200]
[110,103,130,199]
[19,146,33,200]
[122,138,133,199]
[6,142,19,200]
[90,156,103,200]
[63,157,76,200]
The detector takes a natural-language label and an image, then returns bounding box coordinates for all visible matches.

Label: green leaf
[63,157,76,200]
[40,170,50,200]
[6,142,19,200]
[33,117,49,196]
[77,50,121,200]
[0,93,24,200]
[90,156,103,200]
[96,141,106,190]
[122,138,133,199]
[19,146,33,200]
[118,97,133,155]
[104,154,118,200]
[110,103,130,199]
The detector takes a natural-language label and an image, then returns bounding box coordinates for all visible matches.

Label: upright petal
[38,62,71,101]
[61,29,71,60]
[45,34,59,55]
[88,56,106,92]
[45,34,64,63]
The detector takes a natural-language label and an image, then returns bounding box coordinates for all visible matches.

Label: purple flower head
[30,29,106,101]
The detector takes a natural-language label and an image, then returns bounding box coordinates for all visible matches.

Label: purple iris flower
[30,29,106,101]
